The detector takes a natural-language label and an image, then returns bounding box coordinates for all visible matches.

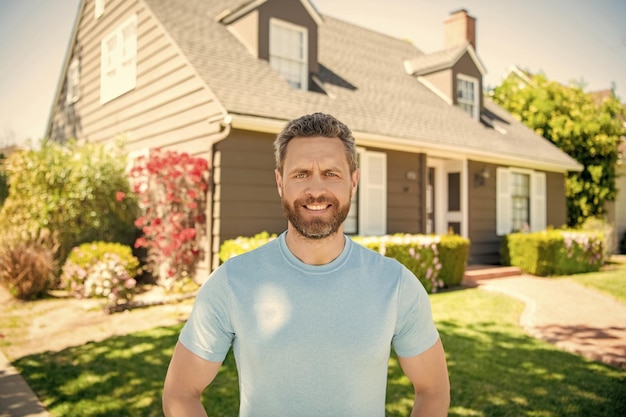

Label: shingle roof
[143,0,581,171]
[404,43,483,76]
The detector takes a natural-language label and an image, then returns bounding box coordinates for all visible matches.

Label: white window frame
[66,58,80,104]
[100,14,137,104]
[457,74,479,120]
[269,18,308,90]
[95,0,105,19]
[496,167,546,235]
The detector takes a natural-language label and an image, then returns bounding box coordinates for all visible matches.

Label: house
[47,0,581,277]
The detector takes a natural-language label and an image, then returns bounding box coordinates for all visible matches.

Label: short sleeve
[391,267,440,358]
[178,266,235,362]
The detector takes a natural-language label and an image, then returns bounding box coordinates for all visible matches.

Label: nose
[305,173,326,198]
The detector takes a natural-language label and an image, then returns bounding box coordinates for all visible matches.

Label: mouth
[304,204,331,211]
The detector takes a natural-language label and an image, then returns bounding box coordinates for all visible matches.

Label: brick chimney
[444,9,476,50]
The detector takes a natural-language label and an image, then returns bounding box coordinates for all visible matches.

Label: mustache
[298,196,334,205]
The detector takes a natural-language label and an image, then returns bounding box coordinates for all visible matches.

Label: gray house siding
[546,171,567,229]
[49,0,225,156]
[385,150,425,235]
[211,130,284,266]
[468,160,498,264]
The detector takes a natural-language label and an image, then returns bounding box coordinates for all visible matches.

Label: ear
[351,169,360,195]
[275,169,283,197]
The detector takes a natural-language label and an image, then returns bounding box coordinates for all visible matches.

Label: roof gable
[404,42,486,77]
[217,0,323,25]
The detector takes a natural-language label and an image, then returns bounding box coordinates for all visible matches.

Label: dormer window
[269,18,308,90]
[100,14,137,104]
[457,74,478,119]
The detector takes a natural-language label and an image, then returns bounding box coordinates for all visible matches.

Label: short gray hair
[274,113,358,174]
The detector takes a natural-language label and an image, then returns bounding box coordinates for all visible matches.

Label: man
[162,112,450,416]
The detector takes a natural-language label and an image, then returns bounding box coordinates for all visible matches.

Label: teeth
[307,205,327,211]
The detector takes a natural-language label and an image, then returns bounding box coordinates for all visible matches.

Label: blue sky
[1,0,625,146]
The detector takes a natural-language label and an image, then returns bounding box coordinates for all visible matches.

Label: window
[66,58,80,104]
[496,168,546,235]
[511,172,530,232]
[269,18,308,90]
[345,150,386,235]
[457,74,478,119]
[95,0,105,19]
[100,14,137,104]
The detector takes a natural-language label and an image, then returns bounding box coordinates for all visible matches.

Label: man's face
[275,136,359,240]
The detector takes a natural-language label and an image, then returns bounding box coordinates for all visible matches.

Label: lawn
[566,267,626,304]
[12,287,626,417]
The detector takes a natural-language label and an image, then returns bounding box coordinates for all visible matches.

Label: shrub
[130,149,209,289]
[219,232,470,293]
[501,230,604,276]
[219,231,278,262]
[0,140,138,266]
[437,234,471,287]
[0,230,59,300]
[61,241,140,303]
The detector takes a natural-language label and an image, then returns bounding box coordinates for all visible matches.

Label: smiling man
[162,113,450,417]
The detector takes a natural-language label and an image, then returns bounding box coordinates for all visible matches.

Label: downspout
[205,113,232,276]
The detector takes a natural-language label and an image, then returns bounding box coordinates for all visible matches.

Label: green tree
[491,72,624,227]
[0,140,138,264]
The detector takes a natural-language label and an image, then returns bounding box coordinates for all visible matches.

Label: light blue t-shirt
[179,232,439,417]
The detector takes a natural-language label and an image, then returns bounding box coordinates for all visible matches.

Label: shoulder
[223,236,281,269]
[204,236,282,290]
[350,238,405,271]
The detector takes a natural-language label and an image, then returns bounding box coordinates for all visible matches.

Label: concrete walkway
[477,275,626,369]
[1,274,625,416]
[0,352,50,417]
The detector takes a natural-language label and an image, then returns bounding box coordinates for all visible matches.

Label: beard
[282,194,352,240]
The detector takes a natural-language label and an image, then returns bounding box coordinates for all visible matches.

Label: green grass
[13,289,626,417]
[566,269,626,304]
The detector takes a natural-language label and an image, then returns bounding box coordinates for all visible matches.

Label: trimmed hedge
[501,230,604,276]
[354,234,469,292]
[219,232,470,293]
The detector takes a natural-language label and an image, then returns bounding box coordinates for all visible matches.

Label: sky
[1,0,625,147]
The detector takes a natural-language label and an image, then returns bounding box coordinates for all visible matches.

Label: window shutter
[359,151,386,236]
[66,59,80,104]
[531,172,546,231]
[496,168,511,235]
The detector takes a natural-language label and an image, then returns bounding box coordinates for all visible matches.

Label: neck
[285,226,346,265]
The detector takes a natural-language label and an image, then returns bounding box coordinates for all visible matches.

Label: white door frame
[427,158,468,238]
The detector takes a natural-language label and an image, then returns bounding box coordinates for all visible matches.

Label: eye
[324,172,338,177]
[295,172,308,179]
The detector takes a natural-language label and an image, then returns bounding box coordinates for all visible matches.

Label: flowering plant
[129,149,209,289]
[561,231,604,269]
[364,234,444,293]
[61,242,139,303]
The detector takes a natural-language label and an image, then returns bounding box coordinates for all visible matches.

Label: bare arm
[162,341,223,417]
[398,338,450,417]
